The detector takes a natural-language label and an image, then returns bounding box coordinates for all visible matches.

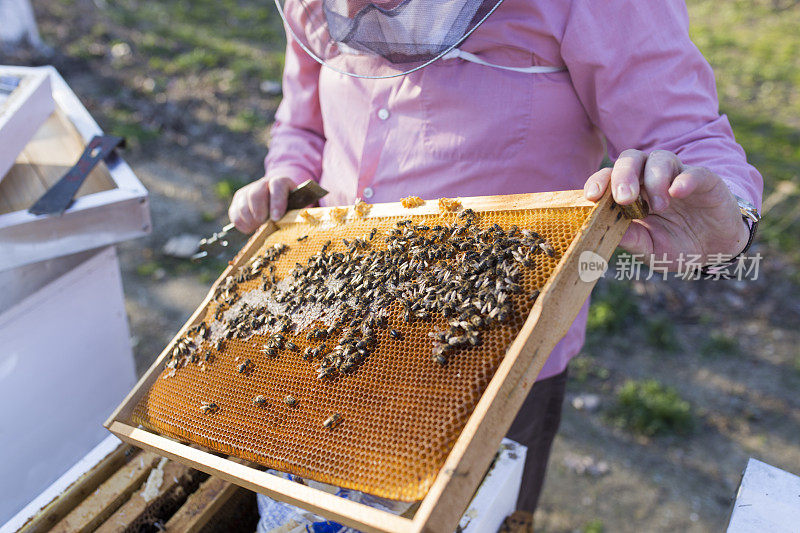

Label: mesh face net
[132,204,592,501]
[277,0,504,78]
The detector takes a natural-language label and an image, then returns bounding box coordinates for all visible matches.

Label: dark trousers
[506,368,568,512]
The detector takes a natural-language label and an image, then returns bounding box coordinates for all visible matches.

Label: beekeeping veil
[275,0,505,78]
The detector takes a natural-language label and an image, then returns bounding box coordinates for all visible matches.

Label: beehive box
[107,190,638,533]
[0,66,148,525]
[6,437,258,533]
[0,66,150,272]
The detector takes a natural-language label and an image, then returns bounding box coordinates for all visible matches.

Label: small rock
[571,393,601,412]
[141,77,156,92]
[163,234,202,259]
[260,79,282,96]
[110,42,131,59]
[563,453,610,477]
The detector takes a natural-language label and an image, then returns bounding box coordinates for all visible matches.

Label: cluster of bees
[164,206,554,428]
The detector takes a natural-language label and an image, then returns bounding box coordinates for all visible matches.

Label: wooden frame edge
[278,189,591,227]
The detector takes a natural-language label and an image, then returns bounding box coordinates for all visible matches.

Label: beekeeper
[229,0,763,515]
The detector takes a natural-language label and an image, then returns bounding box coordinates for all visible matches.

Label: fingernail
[588,183,601,198]
[616,184,635,203]
[271,209,281,221]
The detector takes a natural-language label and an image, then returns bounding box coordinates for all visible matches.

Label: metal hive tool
[130,197,595,502]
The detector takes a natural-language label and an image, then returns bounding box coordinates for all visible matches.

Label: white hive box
[0,66,149,524]
[0,248,137,525]
[0,66,150,272]
[727,458,800,533]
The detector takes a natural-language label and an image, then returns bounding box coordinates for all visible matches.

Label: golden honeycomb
[131,205,592,501]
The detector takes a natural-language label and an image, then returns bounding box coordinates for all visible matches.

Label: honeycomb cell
[132,205,592,501]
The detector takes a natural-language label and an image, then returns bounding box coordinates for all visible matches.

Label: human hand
[228,176,295,234]
[583,149,750,269]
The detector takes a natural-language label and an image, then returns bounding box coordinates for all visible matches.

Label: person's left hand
[583,149,750,269]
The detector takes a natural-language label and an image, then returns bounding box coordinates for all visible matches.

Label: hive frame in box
[107,189,633,533]
[0,66,149,272]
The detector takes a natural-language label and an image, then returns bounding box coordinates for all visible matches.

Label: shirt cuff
[718,177,761,216]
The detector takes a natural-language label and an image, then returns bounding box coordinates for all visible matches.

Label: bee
[260,346,278,358]
[317,366,334,379]
[355,339,370,351]
[528,289,540,302]
[284,395,297,407]
[323,413,342,429]
[539,241,555,258]
[200,401,218,414]
[271,334,285,349]
[237,359,252,373]
[214,339,226,352]
[389,329,403,340]
[253,395,268,407]
[368,228,378,240]
[286,341,299,352]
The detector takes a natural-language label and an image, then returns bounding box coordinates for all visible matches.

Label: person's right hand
[228,176,294,234]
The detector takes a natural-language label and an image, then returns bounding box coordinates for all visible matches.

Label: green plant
[700,332,740,358]
[609,379,693,436]
[229,108,268,133]
[214,178,248,201]
[645,316,679,352]
[583,519,605,533]
[570,355,610,383]
[587,280,637,334]
[135,261,160,277]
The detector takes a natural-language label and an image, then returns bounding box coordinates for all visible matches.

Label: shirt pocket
[419,59,534,161]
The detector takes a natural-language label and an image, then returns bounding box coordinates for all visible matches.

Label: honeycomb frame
[107,189,634,533]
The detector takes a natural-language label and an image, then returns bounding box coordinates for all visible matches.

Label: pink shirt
[265,0,763,380]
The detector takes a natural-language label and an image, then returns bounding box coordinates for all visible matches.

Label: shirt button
[377,108,390,120]
[362,187,374,199]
